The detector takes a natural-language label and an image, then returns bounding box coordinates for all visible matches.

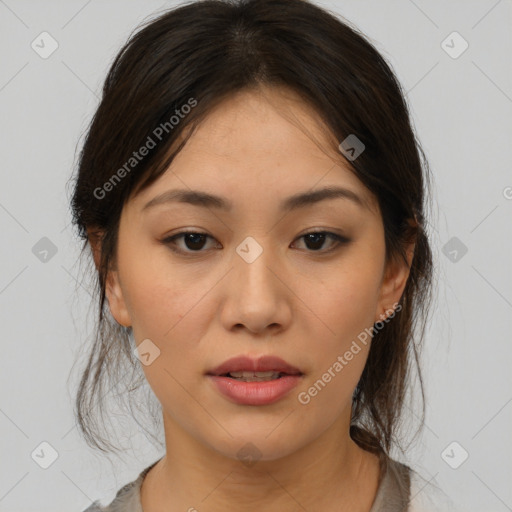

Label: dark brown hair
[69,0,434,457]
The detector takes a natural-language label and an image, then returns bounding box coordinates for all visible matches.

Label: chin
[200,426,308,466]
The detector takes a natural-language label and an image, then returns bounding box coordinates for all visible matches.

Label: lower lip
[207,375,303,405]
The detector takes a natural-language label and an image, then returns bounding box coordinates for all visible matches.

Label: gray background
[0,0,511,511]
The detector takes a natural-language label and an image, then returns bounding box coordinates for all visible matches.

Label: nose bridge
[235,234,280,300]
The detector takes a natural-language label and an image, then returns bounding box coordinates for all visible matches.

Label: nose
[219,239,292,336]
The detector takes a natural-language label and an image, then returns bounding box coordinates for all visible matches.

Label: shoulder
[81,480,141,512]
[369,456,411,512]
[407,465,458,512]
[80,459,161,512]
[366,453,462,512]
[370,455,456,512]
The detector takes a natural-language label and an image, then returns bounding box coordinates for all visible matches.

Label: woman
[70,0,450,510]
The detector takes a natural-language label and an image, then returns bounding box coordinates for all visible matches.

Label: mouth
[206,355,303,379]
[206,355,304,405]
[215,370,297,382]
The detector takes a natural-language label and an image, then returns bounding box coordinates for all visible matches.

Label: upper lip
[207,355,303,376]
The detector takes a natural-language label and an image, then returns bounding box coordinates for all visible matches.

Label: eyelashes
[161,230,351,256]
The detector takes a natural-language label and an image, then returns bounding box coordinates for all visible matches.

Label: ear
[374,240,415,323]
[105,269,132,327]
[87,228,132,328]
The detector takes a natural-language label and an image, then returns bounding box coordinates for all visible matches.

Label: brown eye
[162,232,217,254]
[292,231,350,253]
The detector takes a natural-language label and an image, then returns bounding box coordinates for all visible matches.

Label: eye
[162,231,217,254]
[291,230,350,253]
[161,230,350,255]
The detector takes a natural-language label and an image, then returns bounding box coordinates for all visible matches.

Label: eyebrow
[142,185,368,213]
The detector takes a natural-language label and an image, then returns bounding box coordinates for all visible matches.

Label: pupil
[185,233,206,250]
[305,233,326,250]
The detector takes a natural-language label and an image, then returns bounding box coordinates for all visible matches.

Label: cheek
[123,257,212,418]
[120,249,218,380]
[119,240,203,336]
[295,255,382,410]
[311,259,382,349]
[296,268,379,419]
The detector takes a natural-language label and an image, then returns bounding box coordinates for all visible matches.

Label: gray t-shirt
[82,454,413,512]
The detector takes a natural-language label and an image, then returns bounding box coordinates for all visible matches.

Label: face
[101,86,412,463]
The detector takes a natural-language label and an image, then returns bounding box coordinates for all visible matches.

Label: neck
[140,412,382,512]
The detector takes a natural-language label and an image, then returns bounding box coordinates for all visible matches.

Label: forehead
[132,86,379,216]
[181,86,337,160]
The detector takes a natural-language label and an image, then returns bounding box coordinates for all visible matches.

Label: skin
[94,85,414,511]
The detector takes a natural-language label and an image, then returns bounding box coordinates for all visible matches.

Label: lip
[206,355,303,376]
[208,374,303,405]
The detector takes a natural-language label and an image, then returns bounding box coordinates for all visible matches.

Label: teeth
[228,371,281,381]
[230,371,277,378]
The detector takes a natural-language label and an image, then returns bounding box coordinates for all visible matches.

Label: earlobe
[105,270,132,327]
